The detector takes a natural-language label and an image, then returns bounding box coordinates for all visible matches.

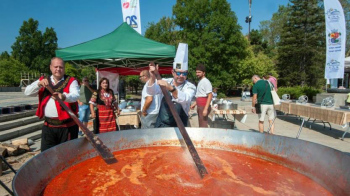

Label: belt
[44,117,73,126]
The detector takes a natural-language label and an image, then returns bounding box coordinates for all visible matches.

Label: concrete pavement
[189,97,350,153]
[0,92,37,107]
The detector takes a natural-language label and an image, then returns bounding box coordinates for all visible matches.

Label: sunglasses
[174,71,188,77]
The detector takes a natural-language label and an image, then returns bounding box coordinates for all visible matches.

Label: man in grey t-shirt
[77,77,94,136]
[190,64,213,127]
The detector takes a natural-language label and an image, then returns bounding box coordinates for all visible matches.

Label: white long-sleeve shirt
[146,78,196,116]
[24,75,80,118]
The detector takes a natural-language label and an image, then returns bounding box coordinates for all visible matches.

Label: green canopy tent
[55,22,175,75]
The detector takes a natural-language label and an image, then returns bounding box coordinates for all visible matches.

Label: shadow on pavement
[276,115,350,140]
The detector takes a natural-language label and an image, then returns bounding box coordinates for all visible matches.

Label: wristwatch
[169,85,176,93]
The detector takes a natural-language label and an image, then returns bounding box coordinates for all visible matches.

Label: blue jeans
[78,104,91,123]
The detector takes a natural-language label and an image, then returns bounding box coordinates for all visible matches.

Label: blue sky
[0,0,289,54]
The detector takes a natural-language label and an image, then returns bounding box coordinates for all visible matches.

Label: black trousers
[93,109,99,134]
[156,98,188,127]
[41,124,79,152]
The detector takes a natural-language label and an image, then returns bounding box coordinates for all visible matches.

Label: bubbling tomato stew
[42,146,331,196]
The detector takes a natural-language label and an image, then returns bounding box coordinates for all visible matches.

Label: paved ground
[0,93,350,195]
[189,97,350,153]
[0,92,37,107]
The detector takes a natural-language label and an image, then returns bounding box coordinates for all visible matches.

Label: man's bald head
[140,70,150,83]
[50,57,65,80]
[252,75,260,84]
[141,70,150,79]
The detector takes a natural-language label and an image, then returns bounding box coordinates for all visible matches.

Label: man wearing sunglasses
[146,43,196,128]
[147,62,196,127]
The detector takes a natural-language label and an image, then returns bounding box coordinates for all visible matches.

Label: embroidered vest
[36,75,78,120]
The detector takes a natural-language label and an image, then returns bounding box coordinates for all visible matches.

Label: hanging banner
[97,71,119,95]
[324,0,346,79]
[121,0,141,34]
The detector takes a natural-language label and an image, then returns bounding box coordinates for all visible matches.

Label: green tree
[172,0,248,92]
[277,0,325,87]
[0,51,10,60]
[37,27,58,73]
[65,63,80,79]
[125,76,141,94]
[260,5,291,49]
[236,46,276,86]
[145,17,180,45]
[11,18,57,74]
[261,0,349,64]
[258,4,294,80]
[0,58,28,86]
[80,66,96,83]
[249,29,270,55]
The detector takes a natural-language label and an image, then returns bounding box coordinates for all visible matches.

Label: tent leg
[96,70,99,89]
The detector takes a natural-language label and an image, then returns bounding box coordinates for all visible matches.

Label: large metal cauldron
[13,128,350,195]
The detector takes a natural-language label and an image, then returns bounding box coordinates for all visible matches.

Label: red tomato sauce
[42,146,331,195]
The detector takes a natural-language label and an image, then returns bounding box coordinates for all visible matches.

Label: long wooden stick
[154,72,208,178]
[46,86,117,164]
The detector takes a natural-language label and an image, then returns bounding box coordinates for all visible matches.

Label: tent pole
[117,74,120,104]
[96,67,99,89]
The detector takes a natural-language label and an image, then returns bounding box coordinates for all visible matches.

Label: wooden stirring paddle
[46,86,117,164]
[151,62,208,178]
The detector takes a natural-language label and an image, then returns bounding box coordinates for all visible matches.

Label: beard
[175,77,185,84]
[197,75,204,80]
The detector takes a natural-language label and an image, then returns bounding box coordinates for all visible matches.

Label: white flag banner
[324,0,346,79]
[121,0,141,34]
[97,71,119,95]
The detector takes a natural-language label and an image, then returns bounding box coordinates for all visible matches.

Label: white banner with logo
[97,71,119,95]
[324,0,346,79]
[121,0,141,34]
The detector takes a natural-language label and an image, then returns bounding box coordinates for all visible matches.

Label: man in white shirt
[190,64,213,127]
[139,70,161,128]
[147,62,196,127]
[147,43,196,127]
[24,57,80,151]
